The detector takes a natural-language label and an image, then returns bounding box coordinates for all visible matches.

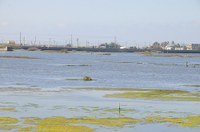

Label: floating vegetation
[0,56,38,59]
[24,116,140,127]
[83,76,93,81]
[143,115,200,128]
[75,88,200,102]
[105,89,200,102]
[36,125,93,132]
[17,126,35,132]
[0,117,19,130]
[1,115,200,131]
[0,107,17,112]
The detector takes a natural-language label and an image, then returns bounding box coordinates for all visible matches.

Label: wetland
[1,50,200,132]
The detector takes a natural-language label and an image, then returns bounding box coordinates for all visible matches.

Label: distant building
[186,44,200,50]
[120,46,127,49]
[7,40,16,44]
[164,44,175,50]
[175,47,185,50]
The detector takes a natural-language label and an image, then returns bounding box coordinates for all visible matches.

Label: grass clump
[83,76,92,81]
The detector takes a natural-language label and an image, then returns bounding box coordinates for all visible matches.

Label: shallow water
[1,50,200,132]
[1,50,200,90]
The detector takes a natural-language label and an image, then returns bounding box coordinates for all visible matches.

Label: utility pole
[34,36,37,45]
[49,38,51,45]
[23,36,26,45]
[114,36,117,44]
[76,38,79,48]
[70,34,73,46]
[20,32,22,45]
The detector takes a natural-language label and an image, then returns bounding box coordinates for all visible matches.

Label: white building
[186,44,200,50]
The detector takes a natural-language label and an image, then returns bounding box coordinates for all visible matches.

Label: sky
[0,0,200,46]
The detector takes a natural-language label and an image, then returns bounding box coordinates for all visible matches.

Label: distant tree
[171,41,175,45]
[151,41,162,50]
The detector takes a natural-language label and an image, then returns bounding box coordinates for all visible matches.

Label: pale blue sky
[0,0,200,46]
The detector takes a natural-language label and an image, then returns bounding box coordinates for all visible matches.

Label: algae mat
[1,115,200,132]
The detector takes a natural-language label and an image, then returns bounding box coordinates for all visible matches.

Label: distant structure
[0,46,8,51]
[7,40,16,44]
[186,44,200,50]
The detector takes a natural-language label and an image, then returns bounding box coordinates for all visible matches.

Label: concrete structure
[187,44,200,50]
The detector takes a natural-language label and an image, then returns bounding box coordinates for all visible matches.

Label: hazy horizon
[0,0,200,46]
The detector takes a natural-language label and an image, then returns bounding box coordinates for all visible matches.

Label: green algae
[0,117,19,124]
[1,115,200,131]
[0,117,19,130]
[17,122,93,132]
[67,88,200,102]
[24,116,140,127]
[0,107,17,112]
[105,89,200,102]
[36,125,93,132]
[143,115,200,128]
[17,126,35,132]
